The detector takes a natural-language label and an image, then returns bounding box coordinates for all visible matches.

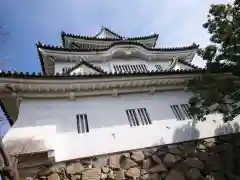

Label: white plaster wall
[55,62,76,74]
[55,59,193,74]
[3,91,240,161]
[70,64,99,75]
[55,62,110,74]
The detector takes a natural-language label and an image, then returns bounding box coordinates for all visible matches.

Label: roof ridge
[100,26,123,39]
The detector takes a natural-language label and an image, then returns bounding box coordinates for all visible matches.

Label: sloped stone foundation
[16,133,240,179]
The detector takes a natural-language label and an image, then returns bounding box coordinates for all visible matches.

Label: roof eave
[61,31,160,44]
[126,34,159,41]
[62,31,122,43]
[0,68,210,79]
[37,41,199,53]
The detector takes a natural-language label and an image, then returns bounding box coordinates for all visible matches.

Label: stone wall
[28,133,240,180]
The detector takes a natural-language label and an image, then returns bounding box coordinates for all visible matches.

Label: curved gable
[66,61,105,75]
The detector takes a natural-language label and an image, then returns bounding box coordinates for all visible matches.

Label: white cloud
[128,0,234,67]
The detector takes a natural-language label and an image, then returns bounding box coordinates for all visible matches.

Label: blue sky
[0,0,232,136]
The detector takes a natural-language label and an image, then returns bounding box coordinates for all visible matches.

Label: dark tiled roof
[61,31,121,47]
[178,59,201,69]
[66,61,105,74]
[126,34,159,40]
[127,34,159,47]
[0,68,221,79]
[1,65,235,80]
[61,31,159,47]
[37,41,199,53]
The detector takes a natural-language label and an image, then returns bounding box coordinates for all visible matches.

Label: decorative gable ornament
[125,51,131,55]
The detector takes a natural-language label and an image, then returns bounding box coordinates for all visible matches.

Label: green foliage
[199,1,240,65]
[188,74,240,122]
[188,0,240,122]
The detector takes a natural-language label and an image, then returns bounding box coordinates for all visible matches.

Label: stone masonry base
[15,133,240,180]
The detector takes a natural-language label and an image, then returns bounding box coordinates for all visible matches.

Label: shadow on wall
[4,138,48,155]
[214,122,240,136]
[151,119,240,149]
[172,122,200,143]
[171,120,240,144]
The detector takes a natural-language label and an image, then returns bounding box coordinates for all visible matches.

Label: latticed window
[170,104,193,120]
[126,108,152,127]
[155,65,162,71]
[113,64,148,73]
[62,67,71,73]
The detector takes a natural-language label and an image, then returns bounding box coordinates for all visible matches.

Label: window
[155,65,162,71]
[113,64,148,73]
[171,105,185,120]
[126,108,152,127]
[62,67,70,73]
[180,104,193,119]
[170,104,193,120]
[76,114,89,133]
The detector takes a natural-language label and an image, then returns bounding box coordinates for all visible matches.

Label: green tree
[188,0,240,122]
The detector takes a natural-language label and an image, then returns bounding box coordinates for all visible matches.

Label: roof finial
[36,41,43,46]
[101,25,105,30]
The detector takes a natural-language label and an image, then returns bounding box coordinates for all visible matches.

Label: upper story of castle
[36,26,199,76]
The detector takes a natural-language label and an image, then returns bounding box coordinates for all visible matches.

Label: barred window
[76,114,89,133]
[155,65,162,71]
[126,108,152,127]
[113,64,148,73]
[62,67,71,73]
[170,104,193,120]
[180,104,193,119]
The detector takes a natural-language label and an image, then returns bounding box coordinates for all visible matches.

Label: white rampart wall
[3,91,240,161]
